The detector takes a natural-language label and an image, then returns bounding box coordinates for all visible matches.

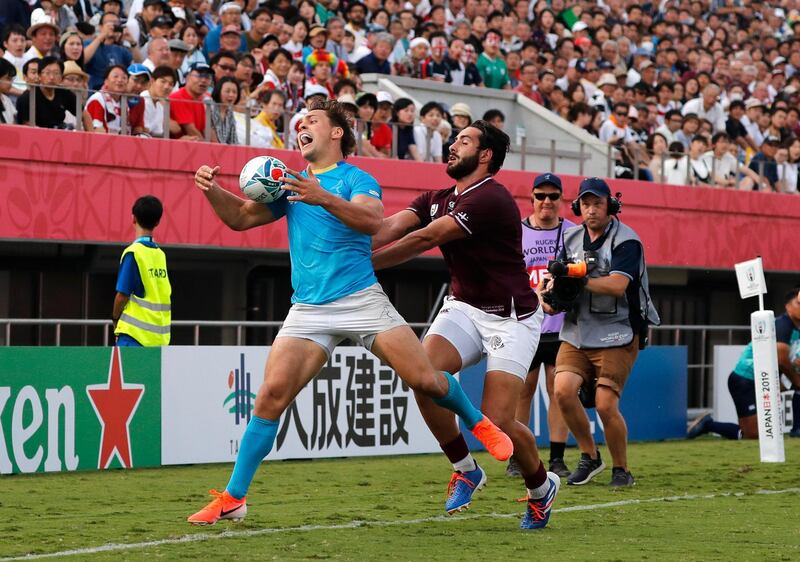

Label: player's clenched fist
[195,165,220,192]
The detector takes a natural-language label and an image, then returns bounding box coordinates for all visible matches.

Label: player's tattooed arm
[372,215,465,270]
[371,210,421,250]
[194,165,277,231]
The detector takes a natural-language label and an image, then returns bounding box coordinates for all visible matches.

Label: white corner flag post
[734,256,785,463]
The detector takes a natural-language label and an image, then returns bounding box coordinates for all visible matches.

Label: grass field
[1,438,799,561]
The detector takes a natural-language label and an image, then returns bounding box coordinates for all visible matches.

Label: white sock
[453,454,477,473]
[527,478,551,500]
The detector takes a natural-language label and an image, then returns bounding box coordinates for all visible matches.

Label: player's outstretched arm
[281,167,383,235]
[194,165,277,231]
[372,215,465,270]
[371,210,421,250]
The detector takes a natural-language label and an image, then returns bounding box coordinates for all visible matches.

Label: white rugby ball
[239,155,287,203]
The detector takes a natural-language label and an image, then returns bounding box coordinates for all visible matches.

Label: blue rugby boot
[445,465,486,514]
[520,471,560,530]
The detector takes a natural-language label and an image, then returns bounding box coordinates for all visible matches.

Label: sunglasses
[533,193,561,201]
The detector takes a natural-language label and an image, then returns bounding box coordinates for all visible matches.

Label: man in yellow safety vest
[112,195,171,346]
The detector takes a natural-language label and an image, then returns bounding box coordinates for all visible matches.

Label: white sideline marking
[4,487,799,561]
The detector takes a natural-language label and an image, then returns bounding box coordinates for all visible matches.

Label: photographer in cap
[540,177,659,488]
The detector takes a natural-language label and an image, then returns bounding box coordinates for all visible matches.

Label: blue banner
[460,346,687,448]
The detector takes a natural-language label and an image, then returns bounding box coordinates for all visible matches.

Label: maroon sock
[441,434,470,464]
[523,461,547,490]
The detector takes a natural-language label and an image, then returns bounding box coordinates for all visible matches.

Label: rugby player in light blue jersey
[188,100,512,526]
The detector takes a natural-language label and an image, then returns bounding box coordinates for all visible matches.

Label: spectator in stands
[245,8,272,52]
[353,91,381,157]
[765,106,790,144]
[483,108,504,129]
[166,39,190,84]
[749,138,781,191]
[675,113,700,150]
[786,139,800,193]
[325,16,347,61]
[252,88,286,148]
[476,28,509,90]
[85,64,128,133]
[126,63,151,98]
[16,57,78,129]
[446,38,481,86]
[725,100,756,152]
[423,32,451,82]
[61,60,89,92]
[344,1,368,48]
[210,50,238,88]
[22,58,40,89]
[368,90,393,157]
[263,47,292,92]
[414,100,444,162]
[515,61,537,102]
[143,36,172,73]
[703,131,759,190]
[0,58,17,124]
[449,101,472,134]
[687,136,712,186]
[742,98,765,147]
[392,97,418,161]
[130,65,177,137]
[208,75,239,144]
[353,32,392,74]
[179,25,206,77]
[647,132,669,183]
[169,61,211,139]
[394,36,429,78]
[24,9,60,63]
[682,83,726,133]
[58,30,88,71]
[531,69,555,109]
[3,24,27,96]
[203,2,246,59]
[84,13,137,90]
[305,49,336,97]
[127,0,165,48]
[662,141,690,186]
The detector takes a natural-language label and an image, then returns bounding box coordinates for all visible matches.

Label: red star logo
[86,348,145,469]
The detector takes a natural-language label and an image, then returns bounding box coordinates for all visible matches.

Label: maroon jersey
[407,176,539,318]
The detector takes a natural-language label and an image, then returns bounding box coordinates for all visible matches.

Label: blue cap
[189,61,212,74]
[127,63,151,77]
[578,177,612,199]
[574,58,587,73]
[634,47,651,57]
[597,60,614,70]
[533,173,563,191]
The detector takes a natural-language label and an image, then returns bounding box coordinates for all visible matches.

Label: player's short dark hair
[308,99,357,158]
[132,195,163,230]
[151,65,177,83]
[482,109,505,123]
[469,119,509,174]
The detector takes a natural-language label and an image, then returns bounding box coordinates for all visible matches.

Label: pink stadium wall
[1,125,797,271]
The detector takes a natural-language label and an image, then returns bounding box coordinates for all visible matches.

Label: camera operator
[540,177,659,488]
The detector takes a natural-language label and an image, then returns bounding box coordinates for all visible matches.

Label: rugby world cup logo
[223,353,256,425]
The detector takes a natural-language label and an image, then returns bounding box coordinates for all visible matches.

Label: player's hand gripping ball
[239,156,288,203]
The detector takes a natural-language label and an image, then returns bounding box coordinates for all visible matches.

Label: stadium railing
[0,318,749,410]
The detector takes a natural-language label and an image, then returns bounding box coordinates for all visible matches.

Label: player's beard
[446,151,480,180]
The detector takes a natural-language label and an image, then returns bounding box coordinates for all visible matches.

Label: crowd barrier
[1,125,799,271]
[0,345,686,474]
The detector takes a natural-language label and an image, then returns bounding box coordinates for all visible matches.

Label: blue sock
[708,421,741,440]
[792,390,800,431]
[432,372,484,429]
[226,416,279,500]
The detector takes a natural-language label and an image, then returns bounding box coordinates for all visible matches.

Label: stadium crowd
[1,0,800,190]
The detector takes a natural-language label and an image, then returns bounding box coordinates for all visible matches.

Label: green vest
[115,241,171,346]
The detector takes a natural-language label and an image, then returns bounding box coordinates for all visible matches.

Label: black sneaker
[505,456,522,477]
[609,467,635,488]
[567,451,605,485]
[549,457,571,478]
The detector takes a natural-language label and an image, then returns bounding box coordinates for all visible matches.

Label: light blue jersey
[733,313,800,381]
[268,161,382,305]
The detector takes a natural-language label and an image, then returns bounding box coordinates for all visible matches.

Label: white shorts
[426,297,543,380]
[276,283,407,356]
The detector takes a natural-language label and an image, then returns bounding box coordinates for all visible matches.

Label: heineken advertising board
[0,347,161,474]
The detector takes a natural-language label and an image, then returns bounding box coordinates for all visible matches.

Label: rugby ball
[239,155,287,203]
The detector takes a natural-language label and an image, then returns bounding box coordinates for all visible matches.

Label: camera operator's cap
[304,83,329,99]
[533,173,563,191]
[127,63,151,77]
[189,61,213,74]
[577,177,612,199]
[221,24,241,36]
[168,38,190,52]
[151,15,173,28]
[218,1,242,15]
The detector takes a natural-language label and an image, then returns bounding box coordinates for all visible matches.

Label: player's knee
[595,389,620,419]
[256,380,293,413]
[483,406,515,430]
